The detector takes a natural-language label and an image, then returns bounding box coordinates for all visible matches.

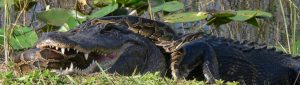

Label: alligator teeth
[84,53,89,60]
[70,63,74,70]
[75,67,80,72]
[64,67,69,72]
[71,61,98,75]
[67,48,70,51]
[61,48,65,54]
[56,47,59,50]
[76,50,79,54]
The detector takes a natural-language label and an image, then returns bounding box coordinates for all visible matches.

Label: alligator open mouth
[36,43,133,75]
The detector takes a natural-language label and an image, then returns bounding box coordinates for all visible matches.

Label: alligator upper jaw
[36,43,134,75]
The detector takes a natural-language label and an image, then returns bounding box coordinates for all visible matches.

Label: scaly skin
[14,16,300,84]
[86,16,300,84]
[166,32,300,84]
[14,19,166,76]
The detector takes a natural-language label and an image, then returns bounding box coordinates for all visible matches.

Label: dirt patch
[0,64,7,72]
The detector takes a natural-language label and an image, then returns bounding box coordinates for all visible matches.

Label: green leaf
[246,18,259,27]
[152,1,184,12]
[88,3,118,18]
[211,10,236,17]
[66,17,80,29]
[230,10,256,21]
[117,0,142,5]
[163,12,208,23]
[10,27,38,50]
[69,10,87,22]
[208,10,237,27]
[207,17,232,28]
[253,10,272,18]
[230,10,272,21]
[58,17,80,32]
[37,8,73,26]
[0,26,38,50]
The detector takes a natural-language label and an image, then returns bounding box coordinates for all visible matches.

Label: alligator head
[14,20,166,75]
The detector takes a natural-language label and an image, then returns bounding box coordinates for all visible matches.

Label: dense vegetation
[0,0,299,84]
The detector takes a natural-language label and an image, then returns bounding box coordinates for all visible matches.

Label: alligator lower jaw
[37,43,133,75]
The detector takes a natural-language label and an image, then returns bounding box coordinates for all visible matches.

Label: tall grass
[290,1,298,55]
[3,0,12,65]
[278,0,300,56]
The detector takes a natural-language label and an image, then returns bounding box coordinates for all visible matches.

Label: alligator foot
[170,41,220,83]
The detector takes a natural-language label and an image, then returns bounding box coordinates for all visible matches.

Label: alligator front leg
[171,41,220,83]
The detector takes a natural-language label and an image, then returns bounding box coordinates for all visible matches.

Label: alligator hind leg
[171,41,220,83]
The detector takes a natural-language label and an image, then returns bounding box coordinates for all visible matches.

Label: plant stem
[290,1,297,55]
[147,0,154,20]
[279,0,291,54]
[3,0,11,65]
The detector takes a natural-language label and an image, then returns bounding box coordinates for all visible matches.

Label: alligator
[13,21,167,76]
[13,15,300,84]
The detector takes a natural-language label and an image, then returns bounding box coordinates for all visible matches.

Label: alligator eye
[69,29,81,33]
[100,27,114,34]
[101,24,118,33]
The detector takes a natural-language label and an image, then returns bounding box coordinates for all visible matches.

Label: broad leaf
[152,1,184,12]
[211,10,236,17]
[66,17,80,29]
[230,10,272,21]
[117,0,142,5]
[89,3,118,18]
[37,8,73,26]
[207,17,232,28]
[163,12,208,23]
[58,17,80,32]
[0,26,38,50]
[253,10,272,18]
[246,18,259,27]
[230,10,256,21]
[69,10,87,22]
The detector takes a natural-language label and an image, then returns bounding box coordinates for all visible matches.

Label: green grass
[0,69,239,85]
